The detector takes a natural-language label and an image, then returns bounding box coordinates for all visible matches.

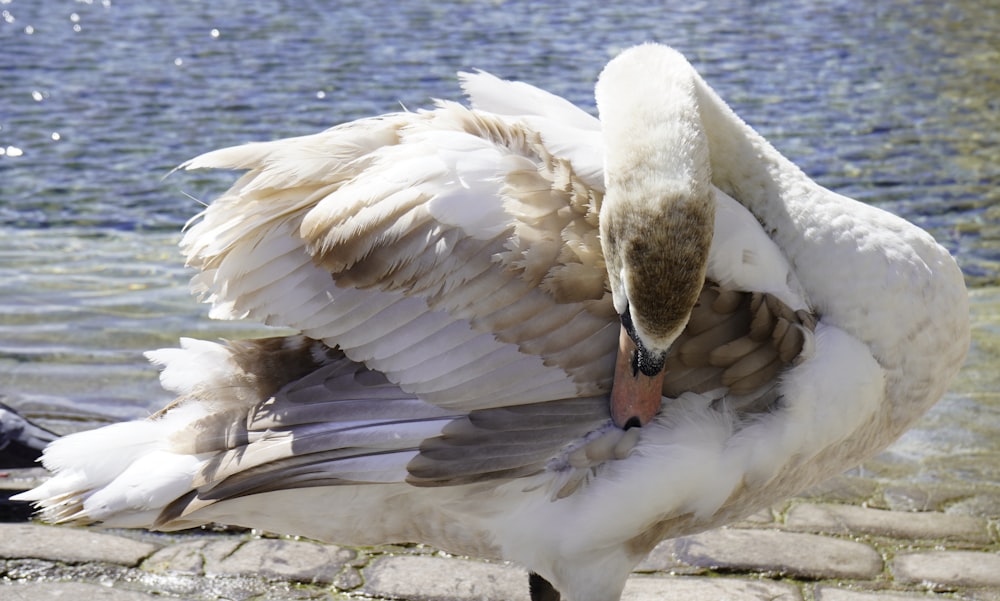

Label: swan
[15,44,969,601]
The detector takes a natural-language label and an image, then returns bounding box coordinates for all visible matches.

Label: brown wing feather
[664,283,816,404]
[406,397,609,487]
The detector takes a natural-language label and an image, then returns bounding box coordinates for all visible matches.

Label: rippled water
[1,1,998,496]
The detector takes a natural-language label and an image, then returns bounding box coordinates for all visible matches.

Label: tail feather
[14,335,338,526]
[14,406,210,525]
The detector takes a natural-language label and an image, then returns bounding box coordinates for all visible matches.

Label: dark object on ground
[530,572,562,601]
[0,401,58,468]
[0,401,58,521]
[0,489,38,522]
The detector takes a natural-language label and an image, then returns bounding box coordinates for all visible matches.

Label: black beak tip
[622,416,642,430]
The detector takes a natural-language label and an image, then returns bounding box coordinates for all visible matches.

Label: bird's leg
[528,572,562,601]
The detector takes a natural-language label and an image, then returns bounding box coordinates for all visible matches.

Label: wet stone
[622,576,801,601]
[0,467,49,493]
[0,581,164,600]
[0,523,159,566]
[362,555,529,601]
[634,540,691,574]
[730,508,776,527]
[882,482,975,512]
[142,537,355,585]
[668,528,883,580]
[961,589,1000,601]
[334,565,364,590]
[142,538,231,574]
[892,550,1000,589]
[814,586,941,601]
[132,569,329,601]
[942,492,1000,519]
[796,475,881,505]
[785,503,991,543]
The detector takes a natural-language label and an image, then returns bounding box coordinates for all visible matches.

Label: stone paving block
[786,503,991,543]
[893,550,1000,589]
[622,575,801,601]
[0,581,163,600]
[142,538,238,574]
[334,565,364,590]
[143,537,355,585]
[814,585,938,601]
[0,523,159,566]
[882,483,975,512]
[796,475,880,505]
[944,493,1000,519]
[729,508,777,528]
[0,468,49,492]
[666,528,883,580]
[962,589,1000,601]
[634,540,689,574]
[362,554,530,601]
[221,538,356,585]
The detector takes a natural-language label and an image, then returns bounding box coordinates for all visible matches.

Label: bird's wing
[148,276,814,528]
[182,72,814,418]
[181,77,619,413]
[175,69,816,468]
[131,336,611,527]
[19,72,820,527]
[458,70,604,188]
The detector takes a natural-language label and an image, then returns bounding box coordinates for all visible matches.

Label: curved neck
[690,65,969,426]
[595,45,715,352]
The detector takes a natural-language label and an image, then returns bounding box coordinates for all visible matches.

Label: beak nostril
[623,416,641,430]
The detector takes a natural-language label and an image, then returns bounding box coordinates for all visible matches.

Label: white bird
[16,44,969,601]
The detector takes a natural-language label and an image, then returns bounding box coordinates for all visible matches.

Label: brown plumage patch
[227,336,344,400]
[664,284,817,403]
[489,123,608,306]
[597,151,717,353]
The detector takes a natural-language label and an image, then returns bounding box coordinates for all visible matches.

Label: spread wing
[147,282,814,528]
[146,336,617,527]
[181,83,619,411]
[24,72,818,528]
[174,72,816,478]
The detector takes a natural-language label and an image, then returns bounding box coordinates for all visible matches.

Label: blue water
[1,0,998,494]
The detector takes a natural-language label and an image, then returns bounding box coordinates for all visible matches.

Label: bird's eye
[620,306,639,345]
[619,306,665,377]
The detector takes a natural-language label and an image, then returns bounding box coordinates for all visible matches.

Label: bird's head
[596,43,715,429]
[600,183,714,429]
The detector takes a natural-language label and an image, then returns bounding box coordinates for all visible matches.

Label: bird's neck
[595,46,716,353]
[691,66,969,428]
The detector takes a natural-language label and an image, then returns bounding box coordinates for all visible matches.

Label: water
[1,1,998,500]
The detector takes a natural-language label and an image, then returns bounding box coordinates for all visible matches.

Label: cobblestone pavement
[1,469,998,601]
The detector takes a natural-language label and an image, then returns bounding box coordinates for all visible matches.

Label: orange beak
[610,326,665,429]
